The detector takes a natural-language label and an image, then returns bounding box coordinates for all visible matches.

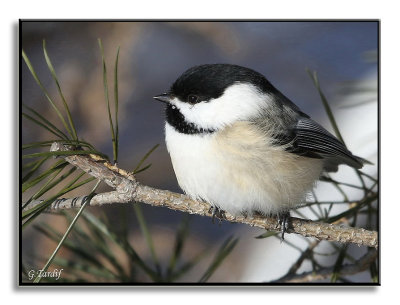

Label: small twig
[23,143,378,248]
[285,241,321,276]
[272,248,378,283]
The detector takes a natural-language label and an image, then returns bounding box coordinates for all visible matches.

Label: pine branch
[23,142,378,248]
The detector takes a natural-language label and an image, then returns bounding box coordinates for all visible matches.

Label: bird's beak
[153,93,173,103]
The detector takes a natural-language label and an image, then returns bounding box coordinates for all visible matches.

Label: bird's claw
[277,211,291,241]
[209,206,226,224]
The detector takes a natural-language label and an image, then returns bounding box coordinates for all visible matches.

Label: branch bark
[23,142,378,248]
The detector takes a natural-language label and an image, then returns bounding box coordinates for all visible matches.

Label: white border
[4,0,397,302]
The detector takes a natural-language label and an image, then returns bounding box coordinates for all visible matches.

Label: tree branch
[23,142,378,248]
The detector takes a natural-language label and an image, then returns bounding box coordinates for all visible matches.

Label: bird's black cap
[169,64,279,104]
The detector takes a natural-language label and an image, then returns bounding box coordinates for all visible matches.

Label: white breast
[165,122,323,216]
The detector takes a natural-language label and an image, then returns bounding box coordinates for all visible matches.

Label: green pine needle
[133,144,159,173]
[307,69,367,192]
[22,176,96,223]
[254,231,277,239]
[31,166,76,201]
[307,69,345,144]
[33,180,101,283]
[43,40,78,141]
[134,204,161,275]
[199,236,238,282]
[22,157,49,184]
[52,257,117,281]
[22,140,95,151]
[98,39,117,164]
[114,47,120,164]
[34,223,105,269]
[82,211,158,280]
[23,105,69,140]
[22,159,67,193]
[22,49,73,140]
[23,149,108,160]
[167,215,190,278]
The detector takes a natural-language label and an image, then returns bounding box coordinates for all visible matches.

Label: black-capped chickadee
[154,64,368,234]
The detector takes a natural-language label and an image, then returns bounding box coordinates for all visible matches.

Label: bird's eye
[187,94,199,104]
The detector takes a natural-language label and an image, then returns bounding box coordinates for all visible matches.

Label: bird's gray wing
[288,117,364,171]
[253,95,366,172]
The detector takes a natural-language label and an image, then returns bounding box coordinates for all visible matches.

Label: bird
[154,64,369,237]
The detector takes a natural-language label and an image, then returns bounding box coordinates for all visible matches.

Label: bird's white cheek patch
[170,83,273,130]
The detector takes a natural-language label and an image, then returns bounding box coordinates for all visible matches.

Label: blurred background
[21,21,378,283]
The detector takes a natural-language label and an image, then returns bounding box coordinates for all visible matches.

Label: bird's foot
[209,206,226,224]
[276,211,291,241]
